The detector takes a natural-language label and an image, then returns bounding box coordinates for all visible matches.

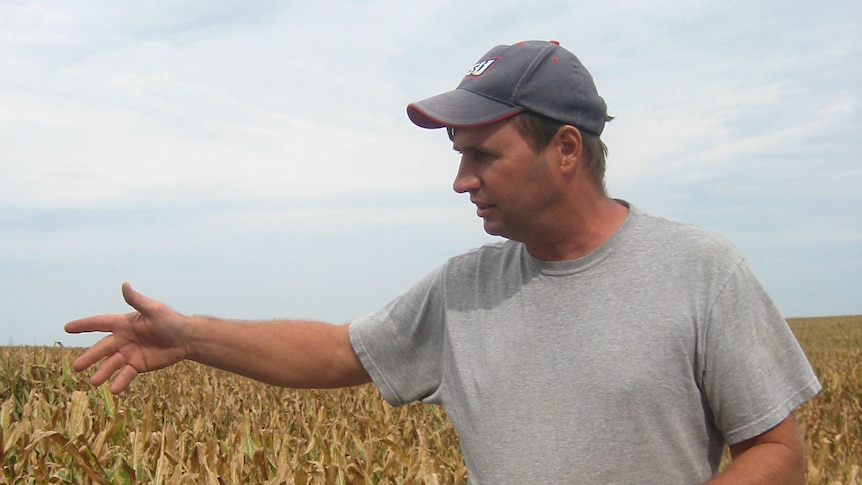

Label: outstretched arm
[705,413,805,485]
[65,283,371,394]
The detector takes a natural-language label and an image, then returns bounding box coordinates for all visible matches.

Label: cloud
[1,0,860,345]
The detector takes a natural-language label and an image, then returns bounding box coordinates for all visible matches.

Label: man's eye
[473,150,492,162]
[453,147,494,163]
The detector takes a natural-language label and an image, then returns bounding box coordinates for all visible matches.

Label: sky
[1,0,859,346]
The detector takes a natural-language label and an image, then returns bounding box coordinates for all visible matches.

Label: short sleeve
[349,265,447,406]
[701,259,821,444]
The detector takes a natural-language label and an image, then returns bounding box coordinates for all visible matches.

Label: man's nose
[453,159,480,194]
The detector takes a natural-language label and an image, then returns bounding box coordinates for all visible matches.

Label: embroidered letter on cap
[467,58,496,76]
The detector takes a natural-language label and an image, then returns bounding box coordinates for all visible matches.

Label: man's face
[451,119,562,241]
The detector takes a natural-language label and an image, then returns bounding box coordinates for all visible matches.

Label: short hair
[511,112,609,194]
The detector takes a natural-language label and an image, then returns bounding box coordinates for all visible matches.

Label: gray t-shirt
[349,204,820,484]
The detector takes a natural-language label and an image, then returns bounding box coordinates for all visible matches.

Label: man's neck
[524,197,629,262]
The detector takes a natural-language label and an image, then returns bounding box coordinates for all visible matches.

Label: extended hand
[65,283,191,394]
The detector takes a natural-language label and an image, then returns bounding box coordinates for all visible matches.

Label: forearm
[706,444,804,485]
[184,316,370,389]
[705,415,805,485]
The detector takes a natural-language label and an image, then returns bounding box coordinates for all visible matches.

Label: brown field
[1,315,859,484]
[791,315,862,485]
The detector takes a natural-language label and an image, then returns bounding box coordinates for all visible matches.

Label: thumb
[121,282,160,316]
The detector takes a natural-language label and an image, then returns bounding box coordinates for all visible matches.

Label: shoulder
[624,205,747,276]
[631,206,730,244]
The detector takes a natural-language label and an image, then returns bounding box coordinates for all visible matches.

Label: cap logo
[466,58,497,77]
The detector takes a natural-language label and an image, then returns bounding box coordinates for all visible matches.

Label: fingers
[79,339,139,394]
[110,365,139,394]
[65,283,158,334]
[64,282,161,394]
[65,283,143,335]
[71,334,122,371]
[87,345,128,384]
[65,313,131,335]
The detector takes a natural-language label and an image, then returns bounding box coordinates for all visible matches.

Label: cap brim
[407,88,522,129]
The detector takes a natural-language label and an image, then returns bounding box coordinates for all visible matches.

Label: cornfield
[792,316,862,484]
[1,315,859,484]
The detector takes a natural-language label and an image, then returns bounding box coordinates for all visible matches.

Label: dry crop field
[1,315,860,484]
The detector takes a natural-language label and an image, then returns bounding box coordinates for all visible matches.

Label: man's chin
[482,221,508,239]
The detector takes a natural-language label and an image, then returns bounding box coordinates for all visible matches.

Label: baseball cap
[407,40,609,135]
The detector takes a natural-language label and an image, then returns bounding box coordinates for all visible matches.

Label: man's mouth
[472,200,495,218]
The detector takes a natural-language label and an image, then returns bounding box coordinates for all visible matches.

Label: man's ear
[556,125,583,174]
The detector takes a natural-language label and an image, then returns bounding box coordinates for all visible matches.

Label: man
[66,40,821,484]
